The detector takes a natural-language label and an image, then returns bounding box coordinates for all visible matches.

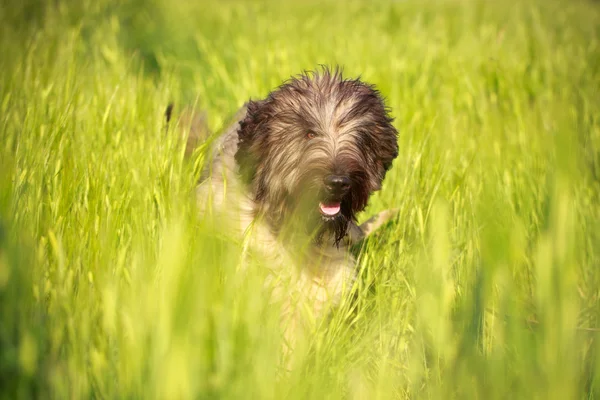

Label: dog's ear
[374,115,399,184]
[164,103,211,157]
[382,136,398,172]
[165,103,174,124]
[235,99,270,185]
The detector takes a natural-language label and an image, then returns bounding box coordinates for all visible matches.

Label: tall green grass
[1,0,599,398]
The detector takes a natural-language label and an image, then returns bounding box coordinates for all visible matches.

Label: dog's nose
[324,175,351,195]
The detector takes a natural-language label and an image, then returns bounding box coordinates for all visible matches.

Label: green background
[1,0,599,398]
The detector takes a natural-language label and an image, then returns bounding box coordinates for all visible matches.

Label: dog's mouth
[319,201,341,217]
[314,199,350,246]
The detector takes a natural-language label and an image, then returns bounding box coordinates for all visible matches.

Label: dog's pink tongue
[319,202,341,216]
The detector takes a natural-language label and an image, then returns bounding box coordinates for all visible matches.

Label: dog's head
[235,67,398,245]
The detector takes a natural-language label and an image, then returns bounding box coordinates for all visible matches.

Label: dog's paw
[348,208,399,246]
[360,208,399,237]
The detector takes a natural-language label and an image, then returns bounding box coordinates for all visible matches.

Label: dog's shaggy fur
[182,67,398,352]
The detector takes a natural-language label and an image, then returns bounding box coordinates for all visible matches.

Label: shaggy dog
[174,67,398,355]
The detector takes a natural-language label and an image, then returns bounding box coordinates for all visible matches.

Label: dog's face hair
[235,67,398,245]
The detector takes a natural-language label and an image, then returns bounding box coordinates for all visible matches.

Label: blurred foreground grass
[1,0,600,398]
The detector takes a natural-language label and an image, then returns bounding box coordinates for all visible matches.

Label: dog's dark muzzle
[324,174,351,198]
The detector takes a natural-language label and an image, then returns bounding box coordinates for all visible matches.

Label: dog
[172,67,398,358]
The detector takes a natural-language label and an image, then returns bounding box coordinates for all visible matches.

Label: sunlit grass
[1,0,599,398]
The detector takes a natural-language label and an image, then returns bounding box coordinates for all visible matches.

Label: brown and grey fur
[173,67,398,355]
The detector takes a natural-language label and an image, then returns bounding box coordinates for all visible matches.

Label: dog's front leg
[347,208,398,245]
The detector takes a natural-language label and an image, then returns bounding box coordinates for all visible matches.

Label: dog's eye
[306,131,317,139]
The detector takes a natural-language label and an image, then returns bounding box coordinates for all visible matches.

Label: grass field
[1,0,600,398]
